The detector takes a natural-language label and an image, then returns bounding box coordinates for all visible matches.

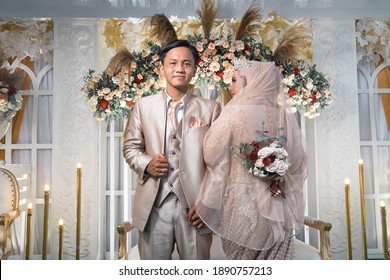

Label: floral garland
[83,14,332,122]
[0,81,23,123]
[82,42,165,122]
[188,35,273,89]
[84,37,331,122]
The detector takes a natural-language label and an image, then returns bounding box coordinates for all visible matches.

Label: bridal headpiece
[233,58,251,68]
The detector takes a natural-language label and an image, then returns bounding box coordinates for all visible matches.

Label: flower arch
[82,0,333,122]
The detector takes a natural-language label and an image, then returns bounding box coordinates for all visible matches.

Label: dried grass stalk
[273,19,311,64]
[144,14,178,46]
[105,48,135,77]
[196,0,217,38]
[235,2,262,40]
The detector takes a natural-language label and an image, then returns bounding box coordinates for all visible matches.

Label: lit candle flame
[77,162,82,169]
[345,178,350,185]
[27,203,32,210]
[44,184,50,192]
[359,159,363,165]
[59,219,64,226]
[380,200,386,209]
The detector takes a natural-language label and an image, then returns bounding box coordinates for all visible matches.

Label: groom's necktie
[168,100,181,130]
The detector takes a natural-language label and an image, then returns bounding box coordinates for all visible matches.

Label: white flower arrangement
[0,81,23,123]
[278,60,333,119]
[356,19,390,65]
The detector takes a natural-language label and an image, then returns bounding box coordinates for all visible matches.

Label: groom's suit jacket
[123,92,221,232]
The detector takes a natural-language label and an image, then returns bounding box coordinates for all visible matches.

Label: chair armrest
[303,216,332,260]
[0,213,11,251]
[0,213,11,226]
[117,220,135,260]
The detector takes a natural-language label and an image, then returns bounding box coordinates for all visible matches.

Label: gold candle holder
[380,201,388,260]
[76,163,82,260]
[25,203,32,260]
[42,185,49,260]
[345,178,353,260]
[358,160,368,259]
[58,219,64,260]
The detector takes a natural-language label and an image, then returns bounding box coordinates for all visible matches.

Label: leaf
[196,0,218,38]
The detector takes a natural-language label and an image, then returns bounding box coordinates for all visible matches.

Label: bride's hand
[270,180,283,197]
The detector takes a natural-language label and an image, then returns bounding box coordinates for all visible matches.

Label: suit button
[170,168,174,171]
[172,135,176,139]
[171,151,176,155]
[169,184,173,188]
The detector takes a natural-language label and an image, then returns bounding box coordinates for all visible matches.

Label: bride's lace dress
[196,62,307,259]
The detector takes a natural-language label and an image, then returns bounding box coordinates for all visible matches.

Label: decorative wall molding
[311,19,362,260]
[52,18,100,260]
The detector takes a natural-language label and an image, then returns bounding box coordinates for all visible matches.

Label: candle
[42,185,49,260]
[380,201,388,260]
[76,163,82,260]
[358,160,368,259]
[345,178,352,260]
[25,203,32,260]
[58,219,64,260]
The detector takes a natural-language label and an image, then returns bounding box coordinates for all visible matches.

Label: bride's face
[230,71,246,97]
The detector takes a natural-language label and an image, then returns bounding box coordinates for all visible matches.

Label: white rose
[255,158,264,168]
[265,162,278,173]
[274,159,289,176]
[257,146,274,159]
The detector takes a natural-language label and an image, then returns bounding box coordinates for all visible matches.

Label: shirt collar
[165,90,188,107]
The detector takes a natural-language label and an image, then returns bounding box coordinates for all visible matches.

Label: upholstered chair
[0,167,20,260]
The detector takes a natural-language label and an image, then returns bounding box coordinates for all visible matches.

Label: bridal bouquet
[233,129,290,180]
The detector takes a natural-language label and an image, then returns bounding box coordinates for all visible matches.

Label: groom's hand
[187,206,206,229]
[146,153,168,177]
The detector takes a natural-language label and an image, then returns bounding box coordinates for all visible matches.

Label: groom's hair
[159,39,199,65]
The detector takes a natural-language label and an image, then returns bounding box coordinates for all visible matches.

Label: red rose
[7,85,17,95]
[135,76,143,84]
[288,88,297,97]
[197,56,202,65]
[100,99,109,109]
[262,157,272,166]
[242,44,251,55]
[293,67,300,75]
[311,94,317,102]
[251,140,260,149]
[217,71,223,78]
[262,155,276,166]
[246,150,258,164]
[126,99,134,106]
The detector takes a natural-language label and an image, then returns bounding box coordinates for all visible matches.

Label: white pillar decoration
[310,19,363,260]
[52,18,101,260]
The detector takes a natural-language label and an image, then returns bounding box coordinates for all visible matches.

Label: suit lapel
[182,93,195,128]
[155,93,168,152]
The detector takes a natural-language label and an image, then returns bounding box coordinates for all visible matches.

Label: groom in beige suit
[122,39,221,260]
